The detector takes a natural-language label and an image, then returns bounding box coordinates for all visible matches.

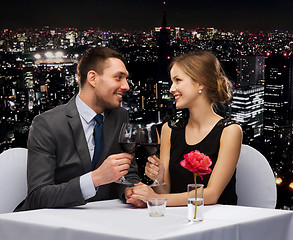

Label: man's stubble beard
[94,93,120,111]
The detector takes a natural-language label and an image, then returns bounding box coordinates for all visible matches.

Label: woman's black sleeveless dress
[168,118,237,205]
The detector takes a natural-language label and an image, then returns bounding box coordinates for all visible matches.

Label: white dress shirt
[75,96,104,200]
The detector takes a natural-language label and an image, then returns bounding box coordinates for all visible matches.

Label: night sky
[0,0,293,32]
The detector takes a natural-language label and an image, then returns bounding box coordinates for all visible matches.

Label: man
[16,46,144,211]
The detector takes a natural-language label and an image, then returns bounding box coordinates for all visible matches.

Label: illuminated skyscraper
[157,1,171,71]
[263,54,293,139]
[156,1,174,122]
[236,55,265,87]
[230,85,264,140]
[230,55,265,140]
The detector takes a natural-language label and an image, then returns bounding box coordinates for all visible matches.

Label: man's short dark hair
[77,46,125,88]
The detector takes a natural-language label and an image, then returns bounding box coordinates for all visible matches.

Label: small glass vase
[187,183,204,221]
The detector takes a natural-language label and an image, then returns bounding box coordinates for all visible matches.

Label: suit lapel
[66,96,92,172]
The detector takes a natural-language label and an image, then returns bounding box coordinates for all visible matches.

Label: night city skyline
[1,1,293,209]
[1,0,293,32]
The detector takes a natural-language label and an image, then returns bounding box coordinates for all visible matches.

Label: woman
[127,51,242,206]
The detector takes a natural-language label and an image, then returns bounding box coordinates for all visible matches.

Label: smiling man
[15,46,143,211]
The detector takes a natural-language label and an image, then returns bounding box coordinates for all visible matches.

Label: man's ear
[87,70,99,87]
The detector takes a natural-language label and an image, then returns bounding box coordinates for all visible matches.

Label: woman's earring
[198,89,202,94]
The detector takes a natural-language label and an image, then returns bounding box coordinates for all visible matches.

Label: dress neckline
[184,118,224,147]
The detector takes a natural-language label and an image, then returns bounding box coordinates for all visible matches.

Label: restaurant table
[0,199,292,240]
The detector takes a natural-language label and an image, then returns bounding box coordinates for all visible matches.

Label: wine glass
[140,124,165,187]
[118,122,140,185]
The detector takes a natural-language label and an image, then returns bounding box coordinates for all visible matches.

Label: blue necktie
[92,114,104,170]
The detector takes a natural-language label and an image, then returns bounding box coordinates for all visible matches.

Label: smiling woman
[170,51,233,107]
[127,50,242,207]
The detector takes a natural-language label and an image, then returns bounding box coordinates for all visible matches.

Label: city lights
[55,51,64,58]
[275,177,283,185]
[45,51,54,58]
[34,53,41,59]
[0,25,293,209]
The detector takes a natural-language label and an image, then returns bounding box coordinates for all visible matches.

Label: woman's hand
[126,182,158,203]
[145,155,165,182]
[125,185,146,208]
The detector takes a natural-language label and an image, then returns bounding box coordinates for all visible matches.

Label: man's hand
[91,153,133,187]
[124,184,147,208]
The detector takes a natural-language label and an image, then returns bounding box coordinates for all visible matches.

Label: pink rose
[180,150,212,179]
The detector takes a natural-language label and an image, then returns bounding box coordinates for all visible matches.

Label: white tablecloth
[0,199,292,240]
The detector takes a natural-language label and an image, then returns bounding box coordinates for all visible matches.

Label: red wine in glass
[120,142,137,153]
[117,123,140,185]
[140,124,165,187]
[141,143,160,156]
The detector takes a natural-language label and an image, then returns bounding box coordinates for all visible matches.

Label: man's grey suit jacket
[15,96,140,211]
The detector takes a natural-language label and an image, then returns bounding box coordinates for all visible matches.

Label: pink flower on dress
[180,150,212,179]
